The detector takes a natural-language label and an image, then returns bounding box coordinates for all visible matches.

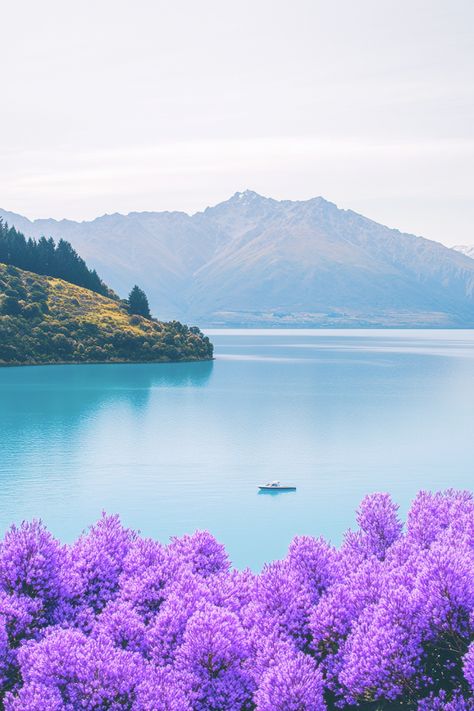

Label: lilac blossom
[66,514,135,614]
[254,651,326,711]
[168,530,230,578]
[355,492,403,559]
[464,642,474,693]
[253,559,314,651]
[0,521,63,603]
[133,667,192,711]
[12,627,145,709]
[0,489,473,708]
[407,489,474,548]
[339,586,424,703]
[4,681,65,711]
[287,535,337,603]
[176,603,255,710]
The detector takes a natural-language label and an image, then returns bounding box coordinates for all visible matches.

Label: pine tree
[0,221,109,296]
[128,285,151,319]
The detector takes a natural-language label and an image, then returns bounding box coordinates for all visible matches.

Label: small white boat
[258,480,296,491]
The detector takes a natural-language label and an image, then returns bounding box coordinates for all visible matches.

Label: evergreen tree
[128,285,151,319]
[0,219,109,296]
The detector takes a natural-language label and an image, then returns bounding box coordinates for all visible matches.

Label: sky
[1,0,473,245]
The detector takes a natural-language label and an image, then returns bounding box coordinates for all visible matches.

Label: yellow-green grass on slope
[0,263,213,366]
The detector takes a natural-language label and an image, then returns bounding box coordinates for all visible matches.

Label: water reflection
[0,360,214,489]
[257,489,297,496]
[0,360,214,420]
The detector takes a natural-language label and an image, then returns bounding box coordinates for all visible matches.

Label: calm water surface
[0,329,473,569]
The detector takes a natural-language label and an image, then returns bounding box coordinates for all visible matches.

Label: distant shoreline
[203,326,474,333]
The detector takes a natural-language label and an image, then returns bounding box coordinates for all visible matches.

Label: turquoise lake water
[0,329,473,569]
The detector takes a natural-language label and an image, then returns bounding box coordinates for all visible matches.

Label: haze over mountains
[453,245,474,261]
[2,192,474,327]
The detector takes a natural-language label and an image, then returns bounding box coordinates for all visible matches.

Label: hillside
[2,193,474,327]
[0,263,213,366]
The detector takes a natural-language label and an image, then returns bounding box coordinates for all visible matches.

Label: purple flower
[175,603,255,710]
[134,667,192,710]
[0,521,64,604]
[355,492,403,560]
[253,559,313,651]
[415,543,474,638]
[11,627,145,709]
[417,689,474,710]
[147,572,209,665]
[287,536,337,603]
[407,490,474,548]
[254,650,326,710]
[0,490,473,707]
[4,682,65,711]
[93,599,147,653]
[168,530,230,578]
[339,586,423,703]
[464,642,474,692]
[66,513,135,613]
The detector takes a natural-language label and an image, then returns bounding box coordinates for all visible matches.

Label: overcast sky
[1,0,473,245]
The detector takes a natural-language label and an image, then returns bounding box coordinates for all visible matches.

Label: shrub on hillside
[0,265,213,366]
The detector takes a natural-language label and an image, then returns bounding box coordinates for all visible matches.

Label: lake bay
[0,329,473,569]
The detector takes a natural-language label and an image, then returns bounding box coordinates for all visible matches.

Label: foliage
[128,285,151,319]
[0,219,109,296]
[0,264,213,366]
[0,491,473,709]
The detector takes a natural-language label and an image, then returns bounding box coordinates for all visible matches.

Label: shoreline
[0,356,214,369]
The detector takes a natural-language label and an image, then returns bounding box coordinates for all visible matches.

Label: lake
[0,329,473,569]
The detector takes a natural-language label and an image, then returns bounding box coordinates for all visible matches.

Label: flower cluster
[0,491,473,709]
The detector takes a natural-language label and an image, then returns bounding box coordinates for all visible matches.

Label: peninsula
[0,222,212,366]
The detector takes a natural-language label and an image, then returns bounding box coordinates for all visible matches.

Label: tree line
[0,219,109,296]
[0,219,155,320]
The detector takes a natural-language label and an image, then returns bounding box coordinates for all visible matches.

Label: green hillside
[0,263,213,366]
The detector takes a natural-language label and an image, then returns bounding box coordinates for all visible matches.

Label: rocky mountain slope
[2,192,474,327]
[453,245,474,260]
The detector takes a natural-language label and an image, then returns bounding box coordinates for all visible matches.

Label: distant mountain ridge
[453,245,474,260]
[2,191,474,327]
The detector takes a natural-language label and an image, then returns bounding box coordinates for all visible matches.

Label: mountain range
[453,245,474,260]
[2,191,474,327]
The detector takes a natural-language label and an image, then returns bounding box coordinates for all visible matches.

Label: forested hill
[0,219,110,297]
[0,263,213,366]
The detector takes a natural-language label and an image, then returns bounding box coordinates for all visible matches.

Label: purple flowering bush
[0,490,473,709]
